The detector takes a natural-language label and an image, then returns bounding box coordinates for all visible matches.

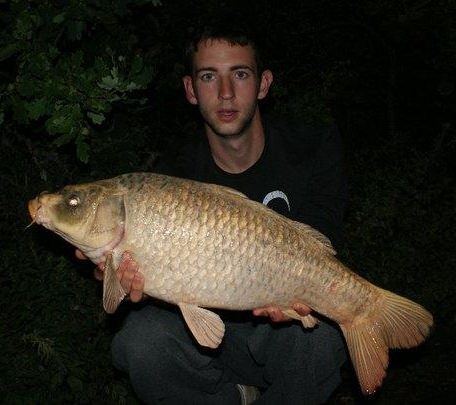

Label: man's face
[183,39,272,138]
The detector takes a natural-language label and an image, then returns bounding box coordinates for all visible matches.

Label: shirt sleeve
[295,125,347,253]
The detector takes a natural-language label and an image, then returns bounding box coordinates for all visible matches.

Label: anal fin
[103,252,126,313]
[178,303,225,349]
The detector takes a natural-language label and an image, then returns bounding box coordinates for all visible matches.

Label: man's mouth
[217,109,238,122]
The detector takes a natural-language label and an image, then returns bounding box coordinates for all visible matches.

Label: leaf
[86,98,108,113]
[14,16,34,40]
[132,65,154,87]
[27,99,49,120]
[46,115,72,135]
[125,81,141,91]
[99,75,120,90]
[46,104,82,140]
[76,139,90,163]
[53,13,66,24]
[87,111,105,125]
[52,131,75,146]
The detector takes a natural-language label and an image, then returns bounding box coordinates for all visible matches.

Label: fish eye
[68,195,80,207]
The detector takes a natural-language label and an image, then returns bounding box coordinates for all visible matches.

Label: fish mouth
[27,197,49,226]
[28,196,53,227]
[28,198,39,220]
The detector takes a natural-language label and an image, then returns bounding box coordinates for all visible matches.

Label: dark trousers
[111,302,346,404]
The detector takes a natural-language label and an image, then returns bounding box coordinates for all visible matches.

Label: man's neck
[206,113,265,174]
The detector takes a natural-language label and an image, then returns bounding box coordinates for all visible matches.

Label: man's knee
[111,305,181,373]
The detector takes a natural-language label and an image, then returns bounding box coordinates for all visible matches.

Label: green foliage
[0,0,159,162]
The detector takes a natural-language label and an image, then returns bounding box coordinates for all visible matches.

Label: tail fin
[340,288,433,395]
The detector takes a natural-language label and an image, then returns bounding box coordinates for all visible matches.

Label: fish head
[28,180,125,256]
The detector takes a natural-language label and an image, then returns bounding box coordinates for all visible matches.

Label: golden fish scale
[110,173,379,322]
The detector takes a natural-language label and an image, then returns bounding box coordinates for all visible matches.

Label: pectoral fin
[178,303,225,349]
[103,252,126,313]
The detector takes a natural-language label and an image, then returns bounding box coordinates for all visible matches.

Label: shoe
[236,384,261,405]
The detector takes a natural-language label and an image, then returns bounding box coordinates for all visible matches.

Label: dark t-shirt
[155,121,346,253]
[151,121,348,395]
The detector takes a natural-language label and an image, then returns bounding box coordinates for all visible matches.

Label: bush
[0,0,160,162]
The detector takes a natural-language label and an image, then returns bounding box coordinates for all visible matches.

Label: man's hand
[75,249,146,303]
[253,303,311,322]
[115,251,145,303]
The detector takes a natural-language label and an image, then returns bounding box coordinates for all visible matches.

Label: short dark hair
[184,20,265,76]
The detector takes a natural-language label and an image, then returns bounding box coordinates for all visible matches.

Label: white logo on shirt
[262,190,291,211]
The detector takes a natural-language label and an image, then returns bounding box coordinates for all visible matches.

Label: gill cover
[90,191,126,235]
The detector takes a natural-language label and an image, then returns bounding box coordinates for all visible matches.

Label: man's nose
[219,77,234,100]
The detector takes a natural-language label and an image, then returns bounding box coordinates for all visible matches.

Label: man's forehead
[193,39,256,70]
[196,38,249,49]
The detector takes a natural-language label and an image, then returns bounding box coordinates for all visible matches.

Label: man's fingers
[129,272,145,303]
[269,308,290,322]
[116,251,140,295]
[117,251,133,280]
[252,306,290,322]
[75,249,87,260]
[292,303,312,316]
[253,303,311,322]
[93,267,104,281]
[252,308,267,317]
[90,250,145,301]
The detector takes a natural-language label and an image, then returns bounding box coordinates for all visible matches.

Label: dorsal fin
[204,183,248,199]
[288,220,336,255]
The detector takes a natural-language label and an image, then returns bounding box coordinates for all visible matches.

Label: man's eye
[235,71,249,79]
[200,73,215,81]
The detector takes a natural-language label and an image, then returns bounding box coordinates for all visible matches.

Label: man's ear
[257,70,273,100]
[183,75,198,105]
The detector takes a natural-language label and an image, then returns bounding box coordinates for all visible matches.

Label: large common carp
[28,172,433,395]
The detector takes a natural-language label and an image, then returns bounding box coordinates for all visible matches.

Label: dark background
[0,1,455,403]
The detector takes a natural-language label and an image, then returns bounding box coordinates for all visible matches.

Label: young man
[83,24,347,404]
